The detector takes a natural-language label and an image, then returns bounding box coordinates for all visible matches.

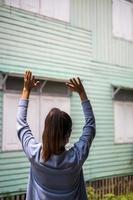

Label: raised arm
[17,71,40,160]
[66,78,96,165]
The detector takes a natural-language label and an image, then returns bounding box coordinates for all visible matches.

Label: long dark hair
[42,108,72,161]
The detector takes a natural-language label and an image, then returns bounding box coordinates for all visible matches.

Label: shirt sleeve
[72,99,96,166]
[17,99,40,161]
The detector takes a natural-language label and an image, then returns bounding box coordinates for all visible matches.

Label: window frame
[113,86,133,144]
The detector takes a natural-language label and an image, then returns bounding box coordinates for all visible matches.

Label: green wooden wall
[0,0,133,195]
[0,5,93,194]
[70,0,133,180]
[71,0,133,67]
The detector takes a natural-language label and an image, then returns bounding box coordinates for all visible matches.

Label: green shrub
[86,186,133,200]
[103,193,133,200]
[104,193,117,200]
[86,186,99,200]
[119,193,133,200]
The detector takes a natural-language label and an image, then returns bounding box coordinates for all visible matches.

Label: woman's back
[26,144,87,199]
[17,72,96,200]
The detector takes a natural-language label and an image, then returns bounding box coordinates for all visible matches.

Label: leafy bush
[103,193,116,200]
[86,186,99,200]
[86,186,133,200]
[103,193,133,200]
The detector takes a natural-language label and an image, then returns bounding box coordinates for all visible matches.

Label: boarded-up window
[3,93,40,150]
[5,0,70,22]
[112,0,133,41]
[113,88,133,143]
[5,0,20,8]
[40,0,70,22]
[2,76,70,151]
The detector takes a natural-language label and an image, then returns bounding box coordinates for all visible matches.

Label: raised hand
[66,77,88,101]
[24,71,39,91]
[21,71,39,99]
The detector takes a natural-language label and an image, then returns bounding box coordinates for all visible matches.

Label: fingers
[66,82,75,88]
[72,78,78,85]
[69,78,79,86]
[28,71,32,81]
[25,71,32,81]
[25,71,39,88]
[66,77,80,93]
[69,79,76,87]
[69,77,81,86]
[66,77,84,94]
[25,71,37,82]
[77,77,82,85]
[66,83,75,92]
[24,71,28,81]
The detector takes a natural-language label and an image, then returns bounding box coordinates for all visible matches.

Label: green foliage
[104,193,116,200]
[119,193,133,200]
[86,186,99,200]
[126,193,133,200]
[86,186,133,200]
[102,193,133,200]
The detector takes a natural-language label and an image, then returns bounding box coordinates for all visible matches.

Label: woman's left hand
[24,71,39,91]
[21,71,39,99]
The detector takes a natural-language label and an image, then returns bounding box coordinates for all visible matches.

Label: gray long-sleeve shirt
[17,99,95,200]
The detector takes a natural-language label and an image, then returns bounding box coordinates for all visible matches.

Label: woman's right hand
[66,78,88,101]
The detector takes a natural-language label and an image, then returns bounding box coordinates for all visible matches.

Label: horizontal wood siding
[0,5,93,194]
[70,0,133,181]
[70,0,133,67]
[0,93,3,155]
[0,3,133,195]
